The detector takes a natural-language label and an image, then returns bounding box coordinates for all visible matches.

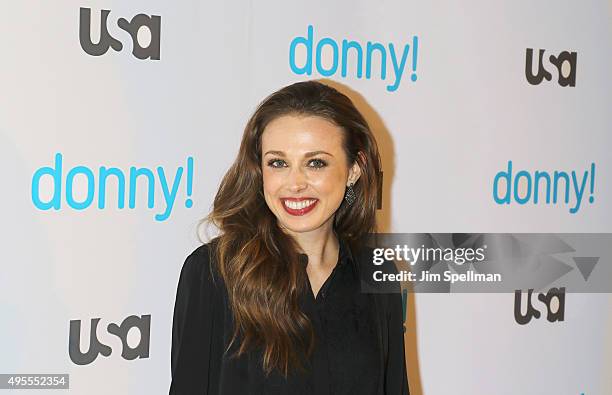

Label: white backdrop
[1,1,611,394]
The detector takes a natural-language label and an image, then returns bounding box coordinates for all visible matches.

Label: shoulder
[352,243,402,294]
[179,237,223,290]
[186,238,217,265]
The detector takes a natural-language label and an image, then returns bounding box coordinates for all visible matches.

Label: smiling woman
[261,115,361,235]
[169,80,409,395]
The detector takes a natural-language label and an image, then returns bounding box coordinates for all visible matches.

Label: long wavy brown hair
[200,80,382,376]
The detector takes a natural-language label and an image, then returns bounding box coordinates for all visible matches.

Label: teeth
[284,199,316,210]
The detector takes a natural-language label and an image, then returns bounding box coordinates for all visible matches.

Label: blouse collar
[298,236,358,278]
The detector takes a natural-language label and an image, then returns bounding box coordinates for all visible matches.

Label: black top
[170,237,409,395]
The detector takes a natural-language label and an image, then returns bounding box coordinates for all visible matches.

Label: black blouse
[170,237,409,395]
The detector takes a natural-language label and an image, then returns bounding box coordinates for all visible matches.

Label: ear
[347,152,364,185]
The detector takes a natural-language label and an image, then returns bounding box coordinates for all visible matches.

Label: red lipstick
[281,198,318,216]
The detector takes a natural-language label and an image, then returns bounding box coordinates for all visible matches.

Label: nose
[287,166,307,193]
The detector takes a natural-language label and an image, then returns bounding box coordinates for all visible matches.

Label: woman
[170,80,409,394]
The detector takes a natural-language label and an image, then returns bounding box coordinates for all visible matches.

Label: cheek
[262,170,281,197]
[312,172,347,200]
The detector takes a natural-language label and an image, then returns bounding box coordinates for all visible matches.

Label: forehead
[261,115,344,152]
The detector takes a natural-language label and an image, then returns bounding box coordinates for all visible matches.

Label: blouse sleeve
[170,245,219,394]
[385,290,410,395]
[357,245,410,394]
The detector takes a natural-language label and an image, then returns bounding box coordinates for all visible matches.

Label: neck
[286,224,339,268]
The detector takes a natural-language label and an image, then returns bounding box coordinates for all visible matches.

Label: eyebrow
[263,150,334,158]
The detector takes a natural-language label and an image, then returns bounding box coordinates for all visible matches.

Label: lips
[281,198,318,216]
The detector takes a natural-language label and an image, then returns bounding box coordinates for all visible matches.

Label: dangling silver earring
[344,183,356,206]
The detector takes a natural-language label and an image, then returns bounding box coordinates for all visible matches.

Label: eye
[267,159,287,168]
[308,158,327,169]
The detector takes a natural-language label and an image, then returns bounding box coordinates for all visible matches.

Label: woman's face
[261,114,361,236]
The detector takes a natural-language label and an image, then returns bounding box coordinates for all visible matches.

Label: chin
[277,215,324,233]
[280,221,321,233]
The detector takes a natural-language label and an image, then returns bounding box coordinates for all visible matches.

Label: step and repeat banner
[1,1,611,394]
